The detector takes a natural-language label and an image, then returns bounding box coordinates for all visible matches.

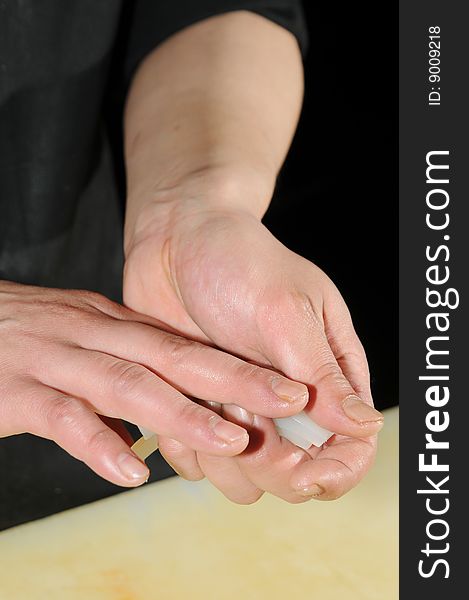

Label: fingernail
[209,416,249,445]
[342,395,384,424]
[298,483,324,497]
[117,453,150,482]
[271,377,309,404]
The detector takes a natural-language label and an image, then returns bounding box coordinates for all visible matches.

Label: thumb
[259,291,383,438]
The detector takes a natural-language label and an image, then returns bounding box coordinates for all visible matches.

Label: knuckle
[109,361,151,399]
[290,290,323,328]
[159,333,199,364]
[175,401,207,430]
[159,439,205,481]
[80,291,126,319]
[45,395,85,432]
[86,427,115,453]
[36,298,79,319]
[313,360,349,390]
[77,289,107,307]
[233,361,263,384]
[161,437,191,461]
[340,349,367,368]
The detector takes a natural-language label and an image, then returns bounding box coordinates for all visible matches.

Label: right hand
[124,202,383,502]
[0,280,308,487]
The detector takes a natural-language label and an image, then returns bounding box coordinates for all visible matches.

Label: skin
[123,12,384,503]
[0,281,310,487]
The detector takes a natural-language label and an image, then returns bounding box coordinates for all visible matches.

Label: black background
[266,1,397,411]
[0,2,397,531]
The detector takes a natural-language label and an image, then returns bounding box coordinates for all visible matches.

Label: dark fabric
[124,0,308,82]
[0,0,307,530]
[0,0,306,301]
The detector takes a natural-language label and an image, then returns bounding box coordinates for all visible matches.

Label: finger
[20,382,149,487]
[223,404,312,503]
[159,402,262,503]
[323,293,374,406]
[34,346,249,457]
[158,435,204,481]
[72,318,309,418]
[197,451,264,505]
[158,399,219,481]
[194,399,263,504]
[289,434,378,501]
[259,290,383,437]
[99,416,134,445]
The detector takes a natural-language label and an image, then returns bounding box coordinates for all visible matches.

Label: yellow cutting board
[0,407,398,600]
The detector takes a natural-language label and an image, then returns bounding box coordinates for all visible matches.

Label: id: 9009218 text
[428,26,441,106]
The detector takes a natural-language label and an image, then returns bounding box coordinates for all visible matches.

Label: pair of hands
[1,197,382,504]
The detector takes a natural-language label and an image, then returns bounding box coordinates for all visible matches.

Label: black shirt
[0,1,307,528]
[0,0,306,301]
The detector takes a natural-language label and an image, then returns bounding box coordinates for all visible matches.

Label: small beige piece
[131,435,159,461]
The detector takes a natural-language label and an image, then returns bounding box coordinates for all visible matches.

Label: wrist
[124,165,275,256]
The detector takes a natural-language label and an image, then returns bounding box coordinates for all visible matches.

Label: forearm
[124,10,303,251]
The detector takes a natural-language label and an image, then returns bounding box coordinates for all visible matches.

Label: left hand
[123,186,383,503]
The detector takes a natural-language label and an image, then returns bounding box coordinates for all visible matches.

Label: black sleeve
[124,0,308,82]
